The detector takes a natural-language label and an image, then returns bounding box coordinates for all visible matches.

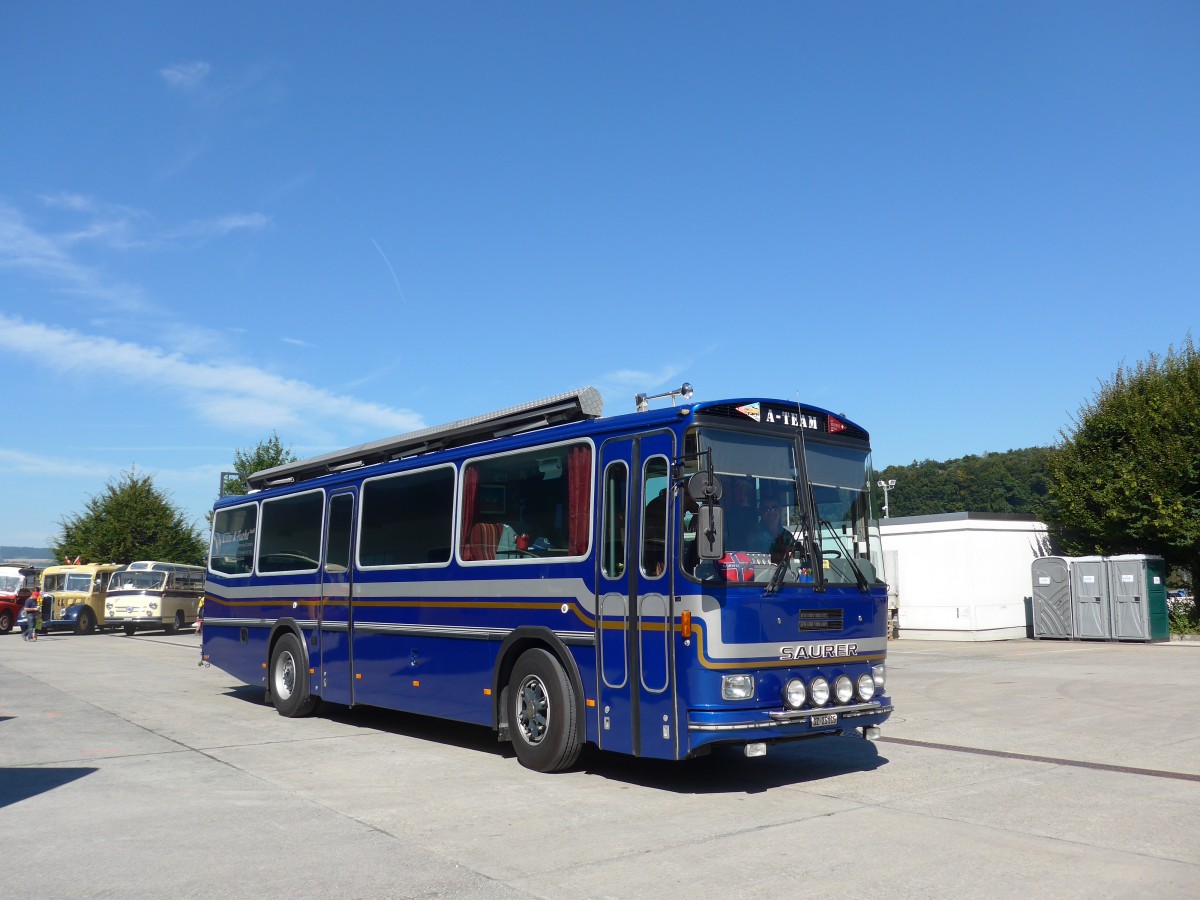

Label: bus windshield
[64,573,93,592]
[110,571,168,592]
[691,428,879,585]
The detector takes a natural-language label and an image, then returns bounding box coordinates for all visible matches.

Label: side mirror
[686,471,723,502]
[694,506,725,560]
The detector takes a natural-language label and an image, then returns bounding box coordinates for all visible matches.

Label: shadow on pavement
[218,682,887,791]
[0,767,97,809]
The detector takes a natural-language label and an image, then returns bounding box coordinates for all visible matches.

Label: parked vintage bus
[203,387,893,771]
[36,562,123,634]
[105,561,206,635]
[0,564,40,634]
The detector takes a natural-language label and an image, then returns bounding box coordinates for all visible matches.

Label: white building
[880,512,1053,641]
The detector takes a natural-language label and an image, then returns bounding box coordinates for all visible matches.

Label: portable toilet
[1107,555,1170,642]
[1031,556,1073,639]
[1071,556,1112,640]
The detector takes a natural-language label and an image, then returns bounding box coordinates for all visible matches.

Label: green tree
[1048,337,1200,585]
[874,447,1056,519]
[53,468,207,565]
[220,432,298,497]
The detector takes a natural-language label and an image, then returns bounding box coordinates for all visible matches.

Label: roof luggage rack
[246,387,604,490]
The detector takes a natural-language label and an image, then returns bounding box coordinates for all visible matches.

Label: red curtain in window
[568,445,591,555]
[461,465,478,559]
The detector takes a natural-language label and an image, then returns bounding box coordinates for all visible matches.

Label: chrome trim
[205,617,594,646]
[768,700,881,722]
[689,700,889,732]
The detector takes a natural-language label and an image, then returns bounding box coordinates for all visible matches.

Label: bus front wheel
[124,624,137,636]
[269,632,319,718]
[508,648,581,773]
[76,608,95,635]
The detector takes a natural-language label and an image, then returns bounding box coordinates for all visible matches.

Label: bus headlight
[784,678,806,709]
[721,674,755,701]
[872,663,886,689]
[834,675,853,704]
[809,676,830,707]
[856,672,876,701]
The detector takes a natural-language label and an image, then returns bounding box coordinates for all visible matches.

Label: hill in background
[0,546,55,563]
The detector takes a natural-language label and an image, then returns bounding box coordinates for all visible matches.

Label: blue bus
[203,387,892,772]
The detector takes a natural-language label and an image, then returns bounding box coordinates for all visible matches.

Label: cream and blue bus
[202,387,892,772]
[105,561,205,635]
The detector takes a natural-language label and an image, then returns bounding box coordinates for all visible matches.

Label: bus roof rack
[245,387,605,491]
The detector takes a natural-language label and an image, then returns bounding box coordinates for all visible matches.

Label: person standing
[23,589,40,641]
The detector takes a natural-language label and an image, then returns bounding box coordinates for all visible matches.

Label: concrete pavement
[2,629,1198,898]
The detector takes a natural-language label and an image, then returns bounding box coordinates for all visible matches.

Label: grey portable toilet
[1107,555,1170,642]
[1071,556,1112,640]
[1031,557,1073,639]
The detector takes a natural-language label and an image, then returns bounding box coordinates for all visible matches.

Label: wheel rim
[175,612,184,629]
[516,674,550,745]
[275,650,296,701]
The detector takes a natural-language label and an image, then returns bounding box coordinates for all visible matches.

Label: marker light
[681,610,692,640]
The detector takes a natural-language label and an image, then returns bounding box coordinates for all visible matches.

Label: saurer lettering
[780,642,859,661]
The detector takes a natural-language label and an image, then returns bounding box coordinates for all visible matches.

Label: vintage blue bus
[203,387,892,772]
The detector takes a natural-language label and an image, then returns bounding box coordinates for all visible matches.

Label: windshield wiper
[765,428,825,596]
[819,518,871,593]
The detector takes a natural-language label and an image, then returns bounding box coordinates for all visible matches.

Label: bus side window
[601,462,627,579]
[641,457,669,578]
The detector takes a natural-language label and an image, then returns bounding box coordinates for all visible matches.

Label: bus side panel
[351,631,494,726]
[202,618,271,690]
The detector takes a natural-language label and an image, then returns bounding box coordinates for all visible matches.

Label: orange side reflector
[483,688,492,696]
[412,680,420,688]
[261,662,267,669]
[586,698,595,708]
[681,610,692,640]
[355,673,362,680]
[308,668,314,675]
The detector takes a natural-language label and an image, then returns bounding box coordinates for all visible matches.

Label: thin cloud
[0,448,113,479]
[280,337,312,348]
[160,61,211,91]
[0,201,149,310]
[0,314,425,438]
[164,212,270,242]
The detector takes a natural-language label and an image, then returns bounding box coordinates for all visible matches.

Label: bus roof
[247,387,604,491]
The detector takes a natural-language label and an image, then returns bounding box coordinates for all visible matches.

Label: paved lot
[2,629,1199,899]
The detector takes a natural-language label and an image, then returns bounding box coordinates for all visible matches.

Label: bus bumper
[684,700,894,756]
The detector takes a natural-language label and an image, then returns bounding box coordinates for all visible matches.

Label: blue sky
[1,2,1197,548]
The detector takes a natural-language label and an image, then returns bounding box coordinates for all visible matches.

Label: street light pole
[877,478,896,519]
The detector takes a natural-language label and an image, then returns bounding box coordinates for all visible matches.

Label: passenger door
[595,431,678,759]
[319,490,357,705]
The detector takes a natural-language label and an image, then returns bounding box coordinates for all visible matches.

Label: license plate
[810,713,838,727]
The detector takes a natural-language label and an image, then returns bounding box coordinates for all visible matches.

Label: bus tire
[508,648,581,773]
[124,624,137,636]
[270,632,319,718]
[164,611,184,635]
[76,607,95,635]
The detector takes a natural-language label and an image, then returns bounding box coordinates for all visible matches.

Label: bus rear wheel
[269,632,319,718]
[76,608,95,635]
[508,648,581,773]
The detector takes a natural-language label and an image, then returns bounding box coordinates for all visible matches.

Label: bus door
[596,432,678,759]
[319,490,357,705]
